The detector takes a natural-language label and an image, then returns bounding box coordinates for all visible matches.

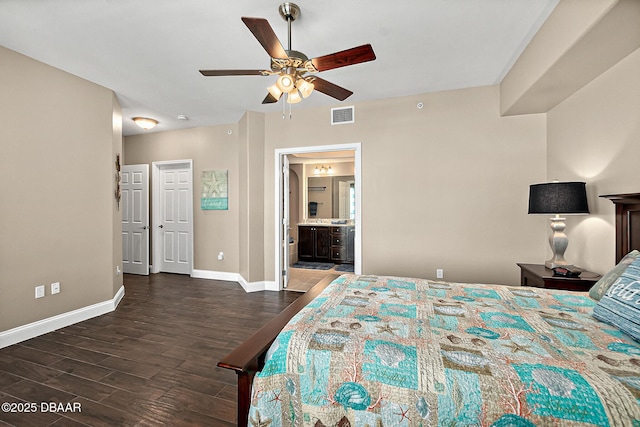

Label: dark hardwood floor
[0,273,301,426]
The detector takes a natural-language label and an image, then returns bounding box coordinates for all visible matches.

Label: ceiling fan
[199,2,376,105]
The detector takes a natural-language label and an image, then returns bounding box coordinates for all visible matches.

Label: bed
[219,193,640,426]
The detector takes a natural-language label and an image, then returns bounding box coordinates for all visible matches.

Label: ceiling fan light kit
[296,78,314,98]
[287,89,302,104]
[199,2,376,116]
[267,84,283,100]
[276,73,295,93]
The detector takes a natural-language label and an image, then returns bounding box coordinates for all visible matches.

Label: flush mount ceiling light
[132,117,158,130]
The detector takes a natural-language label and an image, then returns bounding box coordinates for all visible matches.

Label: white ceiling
[0,0,558,136]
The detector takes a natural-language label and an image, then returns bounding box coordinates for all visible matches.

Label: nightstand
[516,263,601,292]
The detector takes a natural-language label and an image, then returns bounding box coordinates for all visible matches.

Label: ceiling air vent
[331,106,355,125]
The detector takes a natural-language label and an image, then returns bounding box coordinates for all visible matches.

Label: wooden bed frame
[217,274,339,426]
[601,192,640,262]
[219,192,640,426]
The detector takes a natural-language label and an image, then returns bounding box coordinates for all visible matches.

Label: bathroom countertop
[298,221,352,227]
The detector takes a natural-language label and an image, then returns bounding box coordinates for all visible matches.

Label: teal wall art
[201,169,228,210]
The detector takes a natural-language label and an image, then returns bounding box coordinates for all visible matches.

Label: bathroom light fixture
[528,181,589,268]
[132,117,158,130]
[313,165,333,175]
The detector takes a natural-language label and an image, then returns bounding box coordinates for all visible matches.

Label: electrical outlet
[51,282,60,294]
[218,252,224,260]
[35,285,45,299]
[436,268,444,279]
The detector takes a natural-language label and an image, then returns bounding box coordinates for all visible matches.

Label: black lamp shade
[528,182,589,214]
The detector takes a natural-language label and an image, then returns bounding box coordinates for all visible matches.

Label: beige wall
[122,85,547,287]
[264,86,548,285]
[501,0,617,115]
[0,46,121,331]
[112,94,124,294]
[546,47,640,274]
[238,111,266,282]
[124,123,241,274]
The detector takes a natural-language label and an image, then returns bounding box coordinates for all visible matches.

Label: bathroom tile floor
[286,266,345,292]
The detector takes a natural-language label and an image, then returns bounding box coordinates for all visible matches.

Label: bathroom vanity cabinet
[299,224,354,264]
[330,226,355,263]
[298,225,331,261]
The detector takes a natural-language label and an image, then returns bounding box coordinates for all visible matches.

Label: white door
[282,155,290,288]
[157,163,193,275]
[121,164,149,275]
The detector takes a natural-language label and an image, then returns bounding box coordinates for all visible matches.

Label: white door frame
[282,154,290,289]
[274,143,362,291]
[151,160,194,275]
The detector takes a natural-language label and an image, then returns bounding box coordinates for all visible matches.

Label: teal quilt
[248,274,640,426]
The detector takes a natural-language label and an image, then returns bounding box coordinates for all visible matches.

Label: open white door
[121,164,149,275]
[282,155,290,288]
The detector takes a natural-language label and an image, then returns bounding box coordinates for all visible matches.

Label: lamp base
[546,216,572,270]
[545,260,574,270]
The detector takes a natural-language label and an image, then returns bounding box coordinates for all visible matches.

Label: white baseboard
[1,270,280,349]
[0,285,125,349]
[191,269,278,293]
[264,281,280,291]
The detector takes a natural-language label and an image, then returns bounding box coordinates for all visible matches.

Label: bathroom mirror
[307,175,355,219]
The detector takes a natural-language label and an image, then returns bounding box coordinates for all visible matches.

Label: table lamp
[528,181,589,269]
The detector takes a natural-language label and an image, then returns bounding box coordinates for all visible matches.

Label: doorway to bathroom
[275,143,361,291]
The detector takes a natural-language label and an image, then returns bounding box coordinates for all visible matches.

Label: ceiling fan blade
[241,17,288,59]
[199,69,265,76]
[308,76,353,101]
[262,92,280,104]
[310,44,376,72]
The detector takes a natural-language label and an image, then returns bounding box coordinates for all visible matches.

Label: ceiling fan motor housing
[271,50,315,73]
[279,3,300,22]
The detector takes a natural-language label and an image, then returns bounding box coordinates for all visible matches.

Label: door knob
[159,225,164,228]
[141,226,149,230]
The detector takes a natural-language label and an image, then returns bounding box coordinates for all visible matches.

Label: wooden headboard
[601,193,640,263]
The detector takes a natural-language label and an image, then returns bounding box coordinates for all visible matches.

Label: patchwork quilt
[248,274,640,426]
